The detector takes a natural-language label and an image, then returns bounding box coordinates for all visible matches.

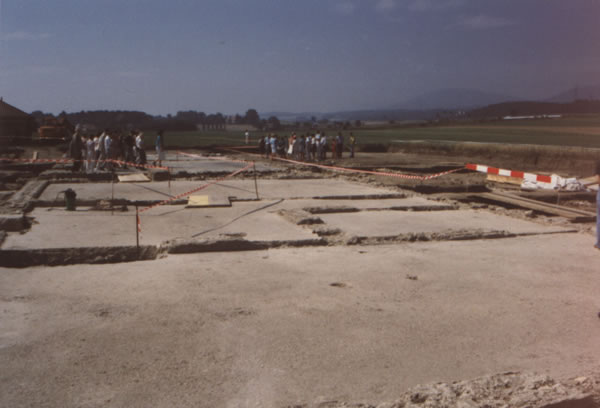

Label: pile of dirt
[295,372,600,408]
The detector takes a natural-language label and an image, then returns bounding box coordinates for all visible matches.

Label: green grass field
[154,115,600,149]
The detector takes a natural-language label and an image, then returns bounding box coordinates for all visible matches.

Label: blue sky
[1,0,599,115]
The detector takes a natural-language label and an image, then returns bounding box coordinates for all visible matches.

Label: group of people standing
[259,131,356,161]
[68,127,165,172]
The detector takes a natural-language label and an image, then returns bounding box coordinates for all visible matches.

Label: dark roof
[0,99,31,118]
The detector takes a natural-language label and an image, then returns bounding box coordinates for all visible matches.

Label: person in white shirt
[305,134,312,161]
[135,131,146,165]
[320,133,327,160]
[85,136,95,173]
[244,130,250,145]
[104,132,113,171]
[95,130,107,171]
[92,135,100,170]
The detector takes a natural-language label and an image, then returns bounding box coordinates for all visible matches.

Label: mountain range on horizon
[545,84,600,103]
[387,88,521,111]
[261,84,600,121]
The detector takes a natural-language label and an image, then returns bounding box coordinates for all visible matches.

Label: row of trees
[290,119,361,130]
[172,109,281,130]
[30,108,280,132]
[173,111,227,130]
[30,108,375,134]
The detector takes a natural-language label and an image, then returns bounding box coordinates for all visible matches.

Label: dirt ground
[2,236,600,407]
[1,144,599,407]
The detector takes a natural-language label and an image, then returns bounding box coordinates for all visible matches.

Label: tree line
[29,108,282,132]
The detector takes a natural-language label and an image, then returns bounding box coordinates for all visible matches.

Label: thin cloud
[334,2,356,15]
[2,31,52,41]
[376,0,396,12]
[408,0,467,12]
[457,14,516,30]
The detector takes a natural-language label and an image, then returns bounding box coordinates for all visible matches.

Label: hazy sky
[1,0,599,115]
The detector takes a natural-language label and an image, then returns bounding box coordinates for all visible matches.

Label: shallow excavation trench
[0,160,586,268]
[0,191,578,268]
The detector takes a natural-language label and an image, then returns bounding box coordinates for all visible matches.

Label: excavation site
[5,1,600,406]
[1,143,599,408]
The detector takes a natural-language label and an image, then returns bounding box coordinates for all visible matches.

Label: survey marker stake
[136,205,140,256]
[253,162,259,200]
[111,167,115,216]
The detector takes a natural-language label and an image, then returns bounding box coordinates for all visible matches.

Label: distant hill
[260,109,445,122]
[322,109,442,122]
[546,85,600,103]
[390,88,520,110]
[469,100,600,119]
[262,86,600,123]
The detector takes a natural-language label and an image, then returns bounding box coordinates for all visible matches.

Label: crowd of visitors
[67,127,161,173]
[258,131,356,161]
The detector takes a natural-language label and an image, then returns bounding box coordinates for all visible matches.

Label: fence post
[111,167,115,215]
[135,205,140,258]
[253,162,259,200]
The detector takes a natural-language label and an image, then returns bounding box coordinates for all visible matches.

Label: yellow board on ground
[487,174,522,186]
[188,195,210,207]
[118,173,151,182]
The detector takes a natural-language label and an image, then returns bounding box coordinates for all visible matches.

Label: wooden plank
[473,192,596,222]
[580,176,598,185]
[493,191,595,217]
[118,173,150,182]
[579,176,599,191]
[187,195,210,207]
[517,190,596,201]
[487,174,522,185]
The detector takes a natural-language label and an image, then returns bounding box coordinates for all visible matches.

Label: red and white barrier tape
[176,150,251,165]
[137,163,254,232]
[0,157,169,171]
[422,167,466,180]
[465,163,553,184]
[221,147,463,181]
[273,155,424,179]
